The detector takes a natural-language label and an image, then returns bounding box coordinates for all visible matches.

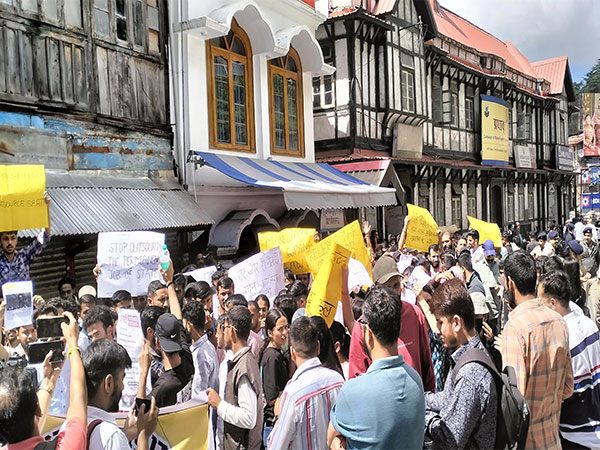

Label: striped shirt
[267,357,344,450]
[501,299,574,450]
[560,305,600,448]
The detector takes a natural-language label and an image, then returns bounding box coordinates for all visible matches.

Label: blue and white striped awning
[194,152,397,210]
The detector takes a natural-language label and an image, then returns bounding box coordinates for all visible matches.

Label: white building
[168,0,395,257]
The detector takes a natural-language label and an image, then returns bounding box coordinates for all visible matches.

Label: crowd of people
[0,211,599,450]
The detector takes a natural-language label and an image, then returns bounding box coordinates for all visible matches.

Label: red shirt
[349,300,436,392]
[1,417,86,450]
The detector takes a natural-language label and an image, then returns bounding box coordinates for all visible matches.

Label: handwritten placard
[306,243,351,327]
[405,204,438,253]
[305,221,372,278]
[0,165,48,232]
[258,228,316,275]
[228,247,285,302]
[97,231,165,298]
[467,216,502,247]
[2,280,34,329]
[116,308,147,411]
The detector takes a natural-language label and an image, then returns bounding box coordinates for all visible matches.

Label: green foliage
[582,59,600,93]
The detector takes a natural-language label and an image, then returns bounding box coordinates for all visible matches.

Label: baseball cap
[155,313,182,353]
[482,239,496,257]
[470,292,489,315]
[373,255,402,285]
[568,240,584,255]
[548,230,559,239]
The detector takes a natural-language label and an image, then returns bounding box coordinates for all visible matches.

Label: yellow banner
[0,165,48,232]
[258,228,316,274]
[481,95,509,166]
[467,216,502,247]
[406,203,438,253]
[42,401,209,450]
[306,243,351,327]
[305,220,372,278]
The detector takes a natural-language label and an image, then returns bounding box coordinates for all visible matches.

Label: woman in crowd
[258,308,290,446]
[309,316,344,377]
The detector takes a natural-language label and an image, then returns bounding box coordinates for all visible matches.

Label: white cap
[78,285,96,298]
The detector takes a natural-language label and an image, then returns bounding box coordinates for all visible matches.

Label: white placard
[97,231,165,298]
[228,247,285,302]
[116,308,145,411]
[397,254,413,275]
[347,258,373,290]
[2,281,34,329]
[184,266,217,284]
[408,266,431,289]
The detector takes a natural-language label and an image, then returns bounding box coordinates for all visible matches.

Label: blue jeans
[263,425,273,448]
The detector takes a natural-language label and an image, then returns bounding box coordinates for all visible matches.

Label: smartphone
[28,341,65,364]
[135,397,152,416]
[36,316,68,340]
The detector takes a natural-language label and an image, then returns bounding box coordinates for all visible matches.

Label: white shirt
[575,222,585,241]
[216,350,233,450]
[471,246,485,265]
[216,347,258,430]
[191,334,219,399]
[62,406,131,450]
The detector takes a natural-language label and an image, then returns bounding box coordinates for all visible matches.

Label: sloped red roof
[300,0,315,7]
[532,56,568,95]
[430,0,538,79]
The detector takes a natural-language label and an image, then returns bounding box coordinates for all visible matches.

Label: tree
[582,59,600,93]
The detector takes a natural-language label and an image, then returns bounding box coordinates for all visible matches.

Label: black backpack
[453,348,530,450]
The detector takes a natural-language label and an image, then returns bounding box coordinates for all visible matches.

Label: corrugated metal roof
[532,56,568,95]
[20,174,213,238]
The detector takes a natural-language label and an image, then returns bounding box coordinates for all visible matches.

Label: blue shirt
[0,231,49,287]
[330,354,425,450]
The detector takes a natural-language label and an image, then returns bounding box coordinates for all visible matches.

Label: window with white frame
[441,81,458,127]
[401,53,415,113]
[312,43,334,109]
[517,103,532,141]
[465,97,474,130]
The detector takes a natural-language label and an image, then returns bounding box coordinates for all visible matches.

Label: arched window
[207,20,255,152]
[269,49,304,156]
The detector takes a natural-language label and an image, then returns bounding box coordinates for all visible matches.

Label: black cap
[155,313,182,353]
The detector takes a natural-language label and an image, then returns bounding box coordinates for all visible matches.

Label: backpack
[453,348,530,450]
[34,419,103,450]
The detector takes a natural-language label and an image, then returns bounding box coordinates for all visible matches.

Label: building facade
[315,0,577,237]
[0,0,212,297]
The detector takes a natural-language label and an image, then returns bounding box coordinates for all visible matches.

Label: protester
[530,231,555,258]
[287,280,308,310]
[267,316,344,449]
[258,308,289,445]
[428,244,442,274]
[111,290,132,310]
[182,300,219,398]
[0,193,51,287]
[330,321,351,380]
[207,306,264,450]
[424,279,497,449]
[83,338,159,450]
[216,277,235,315]
[57,276,76,301]
[501,251,573,449]
[537,270,600,449]
[255,294,269,337]
[83,305,116,342]
[467,230,484,265]
[581,225,600,327]
[310,316,344,376]
[329,286,425,449]
[146,280,168,308]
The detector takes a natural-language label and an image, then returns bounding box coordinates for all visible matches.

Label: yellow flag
[305,220,372,278]
[306,243,351,327]
[42,401,209,450]
[0,164,48,232]
[258,228,316,274]
[467,216,502,247]
[406,203,438,253]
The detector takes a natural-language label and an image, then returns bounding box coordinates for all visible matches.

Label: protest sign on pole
[116,308,146,411]
[305,221,372,278]
[0,165,48,232]
[43,400,210,450]
[97,231,165,298]
[2,281,34,329]
[258,228,316,274]
[306,243,351,327]
[228,247,285,302]
[406,204,439,253]
[184,266,217,284]
[467,216,502,247]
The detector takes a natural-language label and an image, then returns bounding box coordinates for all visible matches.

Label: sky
[438,0,598,84]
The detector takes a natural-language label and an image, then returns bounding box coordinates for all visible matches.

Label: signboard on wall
[514,144,536,169]
[583,93,600,157]
[481,95,509,166]
[320,209,345,231]
[555,145,574,171]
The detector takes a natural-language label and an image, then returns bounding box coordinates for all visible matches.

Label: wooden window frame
[268,47,304,157]
[206,20,256,153]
